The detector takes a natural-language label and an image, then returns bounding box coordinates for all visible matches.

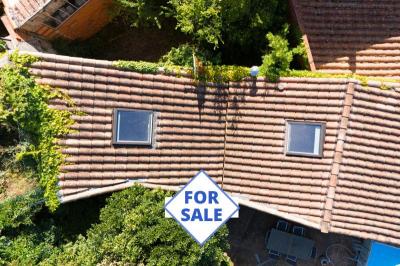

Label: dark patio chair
[268,249,280,260]
[254,253,272,266]
[286,255,297,265]
[292,225,305,236]
[310,246,317,259]
[276,220,289,232]
[264,230,271,248]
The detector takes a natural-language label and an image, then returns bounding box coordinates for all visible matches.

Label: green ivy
[114,60,162,74]
[0,51,75,210]
[288,70,399,89]
[114,58,251,83]
[115,48,398,89]
[198,65,250,83]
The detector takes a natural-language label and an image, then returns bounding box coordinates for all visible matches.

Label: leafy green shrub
[0,189,43,230]
[113,0,168,28]
[199,65,250,83]
[219,0,287,65]
[0,52,75,210]
[259,25,306,81]
[0,185,231,265]
[160,43,196,67]
[45,185,231,265]
[160,43,220,67]
[0,226,59,265]
[114,60,162,73]
[0,40,6,53]
[168,0,222,48]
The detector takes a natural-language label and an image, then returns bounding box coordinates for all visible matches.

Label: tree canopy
[0,185,231,265]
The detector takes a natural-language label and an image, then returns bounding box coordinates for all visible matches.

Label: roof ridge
[19,50,114,69]
[18,51,365,83]
[321,81,355,233]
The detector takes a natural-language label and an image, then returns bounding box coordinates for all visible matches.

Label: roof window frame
[284,120,326,158]
[112,108,154,146]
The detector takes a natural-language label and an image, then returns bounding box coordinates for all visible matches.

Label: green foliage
[114,60,162,73]
[61,0,298,67]
[0,189,43,230]
[0,52,75,210]
[221,0,284,45]
[114,59,188,77]
[288,70,398,89]
[259,25,306,81]
[160,43,220,67]
[0,185,231,265]
[160,43,196,67]
[200,65,250,83]
[168,0,222,49]
[0,223,59,265]
[46,185,231,265]
[219,0,287,65]
[115,57,251,83]
[0,40,6,53]
[113,0,168,28]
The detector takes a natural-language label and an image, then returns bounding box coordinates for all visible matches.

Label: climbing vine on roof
[0,51,75,210]
[114,59,251,84]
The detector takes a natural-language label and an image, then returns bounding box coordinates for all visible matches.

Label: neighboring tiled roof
[25,51,400,246]
[292,0,400,78]
[3,0,48,27]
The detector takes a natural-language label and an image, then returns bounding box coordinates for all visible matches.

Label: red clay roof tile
[292,0,400,78]
[23,51,400,246]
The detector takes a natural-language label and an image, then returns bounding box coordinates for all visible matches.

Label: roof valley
[321,81,355,233]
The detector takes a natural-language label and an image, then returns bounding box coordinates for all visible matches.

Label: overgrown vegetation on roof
[0,52,75,210]
[0,185,231,265]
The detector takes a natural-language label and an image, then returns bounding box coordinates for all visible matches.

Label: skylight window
[285,121,325,157]
[113,109,153,145]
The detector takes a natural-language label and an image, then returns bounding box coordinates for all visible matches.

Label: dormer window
[112,109,153,145]
[43,0,89,28]
[285,121,325,157]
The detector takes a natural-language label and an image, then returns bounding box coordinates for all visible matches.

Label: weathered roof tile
[26,51,400,246]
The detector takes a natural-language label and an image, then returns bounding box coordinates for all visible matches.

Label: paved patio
[227,206,359,266]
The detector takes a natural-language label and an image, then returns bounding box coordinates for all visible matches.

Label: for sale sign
[164,170,239,246]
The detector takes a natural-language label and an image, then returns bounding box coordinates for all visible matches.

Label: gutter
[59,179,321,230]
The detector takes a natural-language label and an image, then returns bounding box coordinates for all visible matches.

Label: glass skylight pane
[116,110,152,143]
[313,126,321,154]
[287,122,322,156]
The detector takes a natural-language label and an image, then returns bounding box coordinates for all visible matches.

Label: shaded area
[41,193,108,243]
[53,18,189,61]
[227,206,358,266]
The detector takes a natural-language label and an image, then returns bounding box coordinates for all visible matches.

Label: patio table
[266,228,315,260]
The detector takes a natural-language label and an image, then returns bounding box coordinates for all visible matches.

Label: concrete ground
[226,206,358,266]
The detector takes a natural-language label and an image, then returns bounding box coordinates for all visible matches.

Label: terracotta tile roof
[2,0,48,27]
[24,51,400,246]
[331,83,400,244]
[292,0,400,78]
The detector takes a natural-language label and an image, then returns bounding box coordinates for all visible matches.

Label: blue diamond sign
[164,170,239,246]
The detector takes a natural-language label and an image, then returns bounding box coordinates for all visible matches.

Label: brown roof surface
[3,0,48,27]
[26,51,400,246]
[292,0,400,78]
